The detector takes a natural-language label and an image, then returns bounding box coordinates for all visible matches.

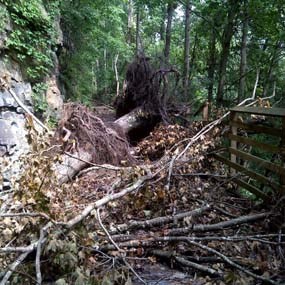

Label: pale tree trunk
[216,0,240,106]
[162,1,175,106]
[207,27,216,105]
[127,0,134,44]
[183,1,191,101]
[104,48,107,95]
[238,0,248,103]
[262,41,281,97]
[135,7,140,55]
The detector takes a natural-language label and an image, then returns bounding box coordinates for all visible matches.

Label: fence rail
[214,106,285,201]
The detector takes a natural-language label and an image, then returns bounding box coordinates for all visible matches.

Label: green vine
[31,82,48,113]
[0,4,9,32]
[1,0,60,81]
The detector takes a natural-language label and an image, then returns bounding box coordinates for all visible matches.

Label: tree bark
[188,33,198,97]
[160,4,166,41]
[238,0,248,103]
[135,6,140,55]
[262,41,281,97]
[55,150,93,185]
[164,2,175,63]
[216,0,240,106]
[127,0,134,44]
[114,107,145,134]
[183,1,191,101]
[207,27,216,105]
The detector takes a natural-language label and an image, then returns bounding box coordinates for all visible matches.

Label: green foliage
[32,82,48,113]
[0,4,9,32]
[1,0,59,81]
[60,0,133,103]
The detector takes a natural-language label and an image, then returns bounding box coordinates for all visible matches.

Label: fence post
[229,111,238,175]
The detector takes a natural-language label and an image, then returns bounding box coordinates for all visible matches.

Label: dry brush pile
[0,104,284,285]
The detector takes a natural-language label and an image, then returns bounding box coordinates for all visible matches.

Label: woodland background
[1,0,284,111]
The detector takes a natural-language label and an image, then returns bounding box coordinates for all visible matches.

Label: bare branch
[65,173,153,229]
[113,205,211,233]
[96,208,146,284]
[167,212,271,235]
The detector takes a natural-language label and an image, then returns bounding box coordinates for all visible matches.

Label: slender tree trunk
[216,0,240,106]
[104,48,107,95]
[207,27,216,105]
[162,1,176,107]
[183,1,191,101]
[188,33,198,95]
[262,41,280,97]
[135,7,140,55]
[127,0,134,44]
[160,5,166,41]
[164,2,175,63]
[238,0,248,103]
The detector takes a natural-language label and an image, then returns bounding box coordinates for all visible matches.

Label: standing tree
[164,1,176,63]
[216,0,240,106]
[183,0,191,101]
[238,0,249,102]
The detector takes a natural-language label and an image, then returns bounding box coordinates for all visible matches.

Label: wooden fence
[214,106,285,201]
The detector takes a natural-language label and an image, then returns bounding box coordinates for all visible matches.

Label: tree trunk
[262,41,281,97]
[188,33,198,97]
[207,27,216,105]
[183,1,191,101]
[135,7,140,55]
[127,0,134,44]
[238,0,248,103]
[55,150,93,185]
[114,107,144,134]
[164,2,175,63]
[216,0,240,106]
[160,5,166,41]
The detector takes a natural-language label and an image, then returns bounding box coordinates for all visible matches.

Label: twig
[35,229,45,285]
[0,212,54,221]
[101,232,285,251]
[0,222,51,284]
[96,208,146,284]
[7,88,49,132]
[158,236,279,285]
[64,152,129,173]
[152,250,220,276]
[174,256,217,276]
[0,251,32,285]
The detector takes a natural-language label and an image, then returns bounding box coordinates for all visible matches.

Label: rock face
[0,59,33,190]
[0,3,64,191]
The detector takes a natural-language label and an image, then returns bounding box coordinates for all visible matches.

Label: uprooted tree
[55,55,180,183]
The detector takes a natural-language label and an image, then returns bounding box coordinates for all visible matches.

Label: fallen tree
[52,103,136,183]
[53,56,180,182]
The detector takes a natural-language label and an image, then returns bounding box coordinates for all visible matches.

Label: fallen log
[54,150,92,185]
[114,107,145,134]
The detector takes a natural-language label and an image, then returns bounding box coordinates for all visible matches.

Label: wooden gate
[214,106,285,201]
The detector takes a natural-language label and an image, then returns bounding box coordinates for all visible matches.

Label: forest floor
[0,104,284,285]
